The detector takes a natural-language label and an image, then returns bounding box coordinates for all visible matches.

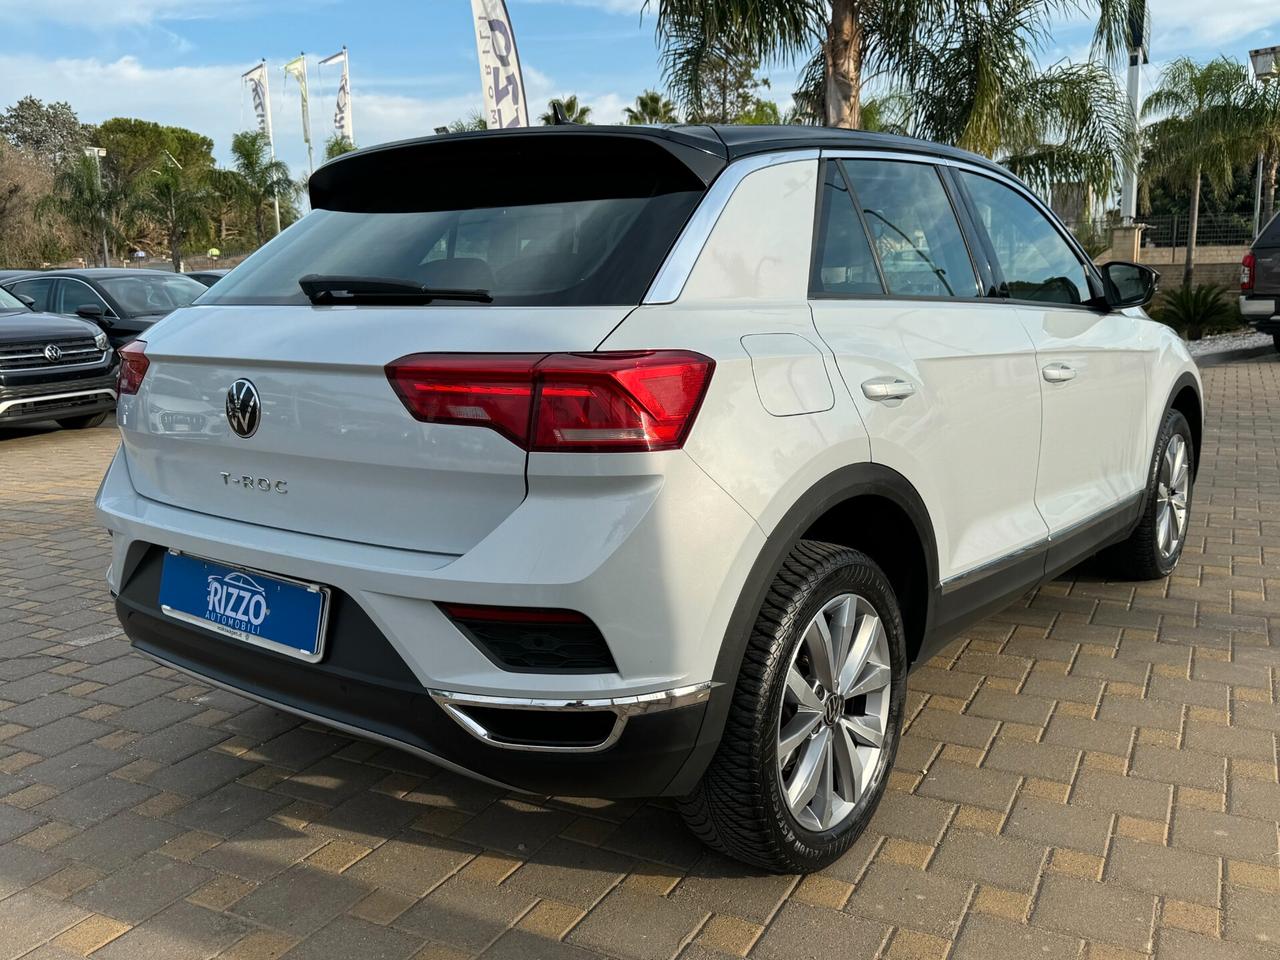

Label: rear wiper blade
[299,274,493,305]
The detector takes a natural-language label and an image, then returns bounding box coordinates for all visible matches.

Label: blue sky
[0,0,1276,178]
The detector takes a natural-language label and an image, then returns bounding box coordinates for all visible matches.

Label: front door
[808,156,1048,587]
[955,170,1150,543]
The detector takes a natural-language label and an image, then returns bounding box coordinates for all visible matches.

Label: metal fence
[1063,213,1257,256]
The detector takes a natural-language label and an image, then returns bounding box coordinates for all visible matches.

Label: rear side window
[810,162,883,296]
[841,160,981,299]
[203,136,708,308]
[959,171,1092,306]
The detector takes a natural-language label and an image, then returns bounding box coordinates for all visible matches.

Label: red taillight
[1242,252,1256,291]
[438,603,588,624]
[117,340,149,396]
[385,350,714,453]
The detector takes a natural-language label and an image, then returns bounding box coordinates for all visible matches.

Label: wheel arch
[1165,371,1203,477]
[663,463,940,795]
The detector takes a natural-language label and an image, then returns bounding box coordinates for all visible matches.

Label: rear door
[808,156,1048,585]
[955,169,1150,541]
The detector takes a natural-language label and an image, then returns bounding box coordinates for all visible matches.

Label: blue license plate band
[158,551,329,662]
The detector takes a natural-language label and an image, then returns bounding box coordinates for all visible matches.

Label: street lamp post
[1249,46,1278,239]
[83,146,109,267]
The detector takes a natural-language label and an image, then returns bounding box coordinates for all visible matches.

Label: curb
[1195,345,1276,367]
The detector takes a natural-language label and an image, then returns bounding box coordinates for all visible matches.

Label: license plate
[158,552,329,662]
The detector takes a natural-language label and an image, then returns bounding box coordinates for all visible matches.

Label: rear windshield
[1260,210,1280,247]
[202,134,710,308]
[99,273,206,315]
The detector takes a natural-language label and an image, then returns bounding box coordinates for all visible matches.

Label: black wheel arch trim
[665,462,940,796]
[1162,370,1203,479]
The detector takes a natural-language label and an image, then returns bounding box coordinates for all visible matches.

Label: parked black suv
[0,285,117,430]
[1242,212,1280,350]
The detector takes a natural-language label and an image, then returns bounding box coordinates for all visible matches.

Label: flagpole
[303,55,314,176]
[344,46,353,143]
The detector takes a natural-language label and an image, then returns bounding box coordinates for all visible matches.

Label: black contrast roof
[309,123,1010,210]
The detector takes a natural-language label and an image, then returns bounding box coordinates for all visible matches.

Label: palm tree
[1142,57,1252,287]
[1242,80,1280,224]
[624,90,679,125]
[324,134,356,161]
[653,0,1144,130]
[446,111,489,133]
[539,95,592,125]
[229,130,295,248]
[903,1,1135,201]
[130,159,212,272]
[38,153,126,266]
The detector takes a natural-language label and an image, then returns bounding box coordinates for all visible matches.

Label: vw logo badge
[226,379,261,439]
[43,344,63,363]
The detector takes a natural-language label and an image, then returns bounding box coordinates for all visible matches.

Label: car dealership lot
[0,359,1277,960]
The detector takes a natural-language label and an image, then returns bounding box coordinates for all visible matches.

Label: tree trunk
[824,0,862,129]
[1183,167,1200,289]
[170,233,182,274]
[1266,152,1278,226]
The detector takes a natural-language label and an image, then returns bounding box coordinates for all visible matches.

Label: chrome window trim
[431,681,715,753]
[643,149,820,305]
[0,388,117,416]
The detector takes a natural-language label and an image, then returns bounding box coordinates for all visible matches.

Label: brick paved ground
[0,358,1278,960]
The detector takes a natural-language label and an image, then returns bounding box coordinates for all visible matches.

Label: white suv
[97,126,1202,872]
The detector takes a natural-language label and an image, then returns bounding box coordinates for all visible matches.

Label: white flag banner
[283,54,315,173]
[470,0,529,129]
[241,61,275,142]
[319,48,353,142]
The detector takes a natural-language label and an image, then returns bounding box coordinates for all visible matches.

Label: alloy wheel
[776,593,892,832]
[1156,433,1190,560]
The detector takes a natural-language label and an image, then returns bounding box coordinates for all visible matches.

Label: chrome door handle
[861,377,917,401]
[1042,362,1076,383]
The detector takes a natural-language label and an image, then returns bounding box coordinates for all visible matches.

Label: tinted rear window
[203,134,710,307]
[1260,211,1280,247]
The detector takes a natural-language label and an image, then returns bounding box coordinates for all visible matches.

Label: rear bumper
[1240,295,1279,329]
[0,372,117,425]
[114,545,715,797]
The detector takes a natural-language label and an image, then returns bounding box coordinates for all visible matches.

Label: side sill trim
[430,682,715,754]
[140,647,521,793]
[939,492,1144,596]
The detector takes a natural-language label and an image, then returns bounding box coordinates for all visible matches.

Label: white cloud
[0,0,325,26]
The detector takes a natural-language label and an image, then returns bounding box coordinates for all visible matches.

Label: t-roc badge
[226,378,260,438]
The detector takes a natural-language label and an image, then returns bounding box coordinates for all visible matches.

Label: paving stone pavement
[1,358,1278,960]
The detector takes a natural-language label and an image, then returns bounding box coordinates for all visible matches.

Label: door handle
[861,377,917,401]
[1042,362,1076,383]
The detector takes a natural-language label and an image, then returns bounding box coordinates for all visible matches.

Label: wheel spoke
[802,616,836,692]
[828,597,856,688]
[809,736,836,829]
[1170,438,1186,487]
[786,665,823,713]
[785,727,829,814]
[841,713,884,748]
[778,710,822,765]
[844,663,892,698]
[1157,509,1172,554]
[838,609,882,697]
[831,721,864,804]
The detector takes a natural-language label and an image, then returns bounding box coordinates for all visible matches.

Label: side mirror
[14,293,35,309]
[1099,261,1159,309]
[75,303,114,328]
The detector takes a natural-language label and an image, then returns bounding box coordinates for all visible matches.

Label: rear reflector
[385,351,714,452]
[438,602,617,673]
[117,340,149,396]
[1242,252,1256,292]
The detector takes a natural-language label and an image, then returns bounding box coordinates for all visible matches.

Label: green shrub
[1154,283,1240,341]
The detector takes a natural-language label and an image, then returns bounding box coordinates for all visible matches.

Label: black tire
[57,412,108,430]
[679,540,907,873]
[1102,409,1194,580]
[1272,332,1279,353]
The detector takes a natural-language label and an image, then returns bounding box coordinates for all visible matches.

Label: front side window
[959,172,1092,306]
[55,280,112,317]
[8,278,54,312]
[841,160,981,299]
[810,162,883,296]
